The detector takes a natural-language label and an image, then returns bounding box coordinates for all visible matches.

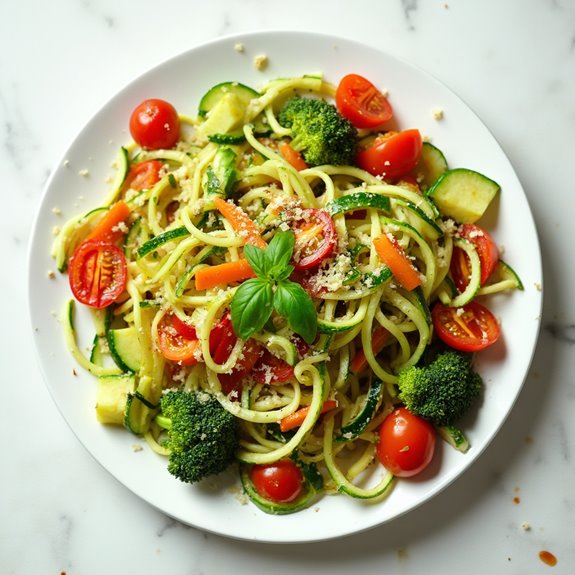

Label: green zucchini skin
[136,226,190,258]
[336,379,385,442]
[327,191,391,216]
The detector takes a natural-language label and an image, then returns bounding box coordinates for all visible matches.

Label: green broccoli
[397,350,482,427]
[156,389,239,484]
[278,96,357,166]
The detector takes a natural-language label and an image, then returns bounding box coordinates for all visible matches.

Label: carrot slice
[86,200,131,243]
[195,258,256,291]
[279,141,308,171]
[350,326,389,374]
[373,233,422,291]
[213,196,267,249]
[279,399,338,433]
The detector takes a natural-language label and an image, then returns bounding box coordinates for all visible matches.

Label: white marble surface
[2,0,574,572]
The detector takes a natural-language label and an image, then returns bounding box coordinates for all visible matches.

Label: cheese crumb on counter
[234,42,245,53]
[78,168,90,177]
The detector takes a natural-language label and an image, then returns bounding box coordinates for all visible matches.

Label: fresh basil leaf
[274,281,317,344]
[231,278,274,340]
[265,231,295,280]
[244,244,268,277]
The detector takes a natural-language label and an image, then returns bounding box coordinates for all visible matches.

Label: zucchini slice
[327,191,391,216]
[107,326,142,373]
[136,225,190,258]
[337,379,385,442]
[95,374,135,425]
[437,425,470,453]
[426,168,500,224]
[239,463,317,515]
[416,141,448,191]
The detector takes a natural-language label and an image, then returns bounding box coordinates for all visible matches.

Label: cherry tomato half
[356,129,422,181]
[451,224,499,291]
[218,339,263,395]
[129,98,180,150]
[250,459,304,503]
[432,301,501,352]
[155,311,201,365]
[290,208,337,270]
[68,240,128,309]
[253,349,295,384]
[123,159,162,192]
[377,407,436,478]
[336,74,393,129]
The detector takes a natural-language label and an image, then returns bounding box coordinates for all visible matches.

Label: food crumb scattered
[432,107,444,120]
[47,270,56,279]
[253,54,268,71]
[63,159,70,167]
[52,206,62,215]
[52,226,61,236]
[78,168,90,177]
[234,42,245,53]
[132,443,144,452]
[520,521,531,531]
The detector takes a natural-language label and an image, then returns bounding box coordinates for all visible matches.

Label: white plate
[28,31,542,543]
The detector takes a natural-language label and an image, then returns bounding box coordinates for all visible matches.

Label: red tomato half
[253,350,295,384]
[377,407,436,478]
[123,160,162,192]
[356,129,422,181]
[170,313,198,340]
[451,224,499,291]
[290,208,337,270]
[432,301,501,352]
[251,459,304,503]
[218,339,263,395]
[336,74,393,129]
[156,311,201,365]
[68,240,127,309]
[129,98,180,150]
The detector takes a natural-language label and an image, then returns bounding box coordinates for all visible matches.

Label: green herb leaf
[274,281,317,344]
[231,278,274,340]
[244,243,268,277]
[265,231,295,279]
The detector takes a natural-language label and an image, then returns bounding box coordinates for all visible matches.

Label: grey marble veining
[2,0,574,573]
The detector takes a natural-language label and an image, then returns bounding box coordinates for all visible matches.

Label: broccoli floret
[397,350,482,426]
[157,389,239,484]
[278,96,357,166]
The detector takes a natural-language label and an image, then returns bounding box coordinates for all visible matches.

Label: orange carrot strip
[373,233,422,291]
[279,141,308,171]
[350,327,390,374]
[213,196,267,249]
[86,200,131,243]
[194,258,256,291]
[279,399,338,433]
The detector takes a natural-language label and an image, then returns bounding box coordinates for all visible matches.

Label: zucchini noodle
[53,73,521,513]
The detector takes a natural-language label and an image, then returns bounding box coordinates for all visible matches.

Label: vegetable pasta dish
[51,72,523,514]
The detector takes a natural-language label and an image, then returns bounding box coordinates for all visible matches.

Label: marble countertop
[2,0,574,572]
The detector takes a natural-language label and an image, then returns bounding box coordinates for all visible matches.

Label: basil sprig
[230,231,317,344]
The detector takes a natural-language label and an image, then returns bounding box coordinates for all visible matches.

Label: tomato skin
[432,301,501,352]
[68,240,127,309]
[170,313,198,340]
[290,208,337,270]
[253,350,295,384]
[129,98,180,150]
[377,407,436,478]
[123,160,162,192]
[218,339,263,395]
[336,74,393,129]
[356,129,422,181]
[156,311,201,365]
[250,459,304,503]
[451,224,499,291]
